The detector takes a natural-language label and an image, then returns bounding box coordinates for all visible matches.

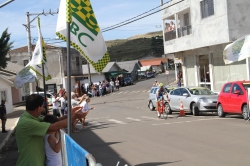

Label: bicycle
[156,97,168,120]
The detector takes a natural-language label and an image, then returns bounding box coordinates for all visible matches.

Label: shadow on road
[135,160,181,166]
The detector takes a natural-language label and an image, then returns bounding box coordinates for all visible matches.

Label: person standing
[0,100,7,133]
[52,94,60,118]
[115,77,119,91]
[110,79,114,92]
[99,81,103,97]
[59,94,66,116]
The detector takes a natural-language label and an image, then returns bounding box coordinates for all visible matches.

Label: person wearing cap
[0,100,7,133]
[156,83,167,118]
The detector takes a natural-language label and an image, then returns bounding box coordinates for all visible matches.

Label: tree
[0,28,13,69]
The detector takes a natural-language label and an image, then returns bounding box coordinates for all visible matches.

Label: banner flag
[56,0,110,72]
[223,34,250,64]
[14,17,51,88]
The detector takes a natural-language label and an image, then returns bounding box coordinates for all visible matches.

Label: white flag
[56,0,110,73]
[223,34,250,64]
[14,18,51,88]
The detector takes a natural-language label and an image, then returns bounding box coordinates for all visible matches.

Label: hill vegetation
[82,31,164,63]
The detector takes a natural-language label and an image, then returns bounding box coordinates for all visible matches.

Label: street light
[0,0,14,8]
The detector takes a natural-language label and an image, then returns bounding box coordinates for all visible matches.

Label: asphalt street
[1,71,250,166]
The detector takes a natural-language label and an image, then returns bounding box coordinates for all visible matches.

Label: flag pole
[41,63,48,114]
[66,22,72,136]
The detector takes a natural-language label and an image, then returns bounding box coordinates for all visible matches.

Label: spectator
[15,94,84,166]
[91,84,96,97]
[110,79,114,92]
[43,115,62,166]
[78,96,94,128]
[52,94,60,118]
[170,21,176,31]
[115,77,120,91]
[99,81,103,97]
[59,94,66,116]
[0,100,7,133]
[165,23,172,32]
[81,84,86,95]
[57,87,65,97]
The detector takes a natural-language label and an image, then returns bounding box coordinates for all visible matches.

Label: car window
[170,90,174,95]
[223,83,232,93]
[181,88,189,95]
[172,89,181,96]
[153,88,158,94]
[232,84,243,94]
[188,88,216,95]
[242,83,250,90]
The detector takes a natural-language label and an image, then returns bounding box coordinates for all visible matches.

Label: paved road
[1,71,250,166]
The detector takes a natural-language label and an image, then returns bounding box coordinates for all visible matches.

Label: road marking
[152,118,222,126]
[142,90,146,92]
[147,90,150,92]
[107,119,127,124]
[123,91,128,94]
[130,91,136,93]
[87,116,110,120]
[141,116,160,120]
[117,92,123,94]
[126,117,141,122]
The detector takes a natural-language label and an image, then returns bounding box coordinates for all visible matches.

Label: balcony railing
[164,25,192,42]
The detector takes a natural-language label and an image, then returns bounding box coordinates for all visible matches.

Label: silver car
[166,87,218,116]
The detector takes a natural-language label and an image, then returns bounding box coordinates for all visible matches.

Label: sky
[0,0,168,49]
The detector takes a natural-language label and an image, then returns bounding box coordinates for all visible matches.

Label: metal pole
[87,62,92,83]
[42,63,48,114]
[58,52,63,85]
[204,65,206,87]
[0,0,14,8]
[26,12,32,60]
[66,22,72,136]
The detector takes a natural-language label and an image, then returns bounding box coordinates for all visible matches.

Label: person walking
[0,100,7,133]
[99,82,103,97]
[15,94,84,166]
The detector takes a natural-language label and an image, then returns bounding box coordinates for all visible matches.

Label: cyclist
[155,83,165,118]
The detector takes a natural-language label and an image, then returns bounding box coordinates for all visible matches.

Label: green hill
[82,31,164,63]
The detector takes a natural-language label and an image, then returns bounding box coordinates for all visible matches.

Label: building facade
[9,45,83,95]
[161,0,250,92]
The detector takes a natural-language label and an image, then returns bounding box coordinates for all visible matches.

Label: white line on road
[141,116,160,120]
[142,90,146,92]
[117,92,123,94]
[87,116,110,120]
[126,117,141,122]
[107,119,127,124]
[152,118,222,126]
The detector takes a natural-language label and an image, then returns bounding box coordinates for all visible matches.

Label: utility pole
[0,0,14,8]
[22,9,58,102]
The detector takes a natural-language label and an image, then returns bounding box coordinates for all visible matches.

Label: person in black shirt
[0,100,7,133]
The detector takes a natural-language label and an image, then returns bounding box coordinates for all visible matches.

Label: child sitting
[43,115,62,166]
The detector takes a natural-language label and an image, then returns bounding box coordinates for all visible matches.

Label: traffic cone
[179,101,185,116]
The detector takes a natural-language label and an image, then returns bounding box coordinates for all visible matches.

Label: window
[12,61,17,63]
[76,57,79,66]
[184,13,189,26]
[150,88,154,93]
[223,83,232,93]
[232,84,243,94]
[0,90,6,101]
[172,89,181,96]
[153,88,158,94]
[200,0,214,19]
[181,88,189,95]
[23,60,29,66]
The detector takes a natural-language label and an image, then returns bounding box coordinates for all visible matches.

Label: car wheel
[149,101,155,111]
[192,103,199,116]
[164,102,172,114]
[217,104,226,117]
[242,105,249,120]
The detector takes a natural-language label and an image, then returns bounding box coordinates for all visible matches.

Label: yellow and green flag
[56,0,110,72]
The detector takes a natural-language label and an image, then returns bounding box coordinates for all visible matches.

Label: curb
[0,118,19,152]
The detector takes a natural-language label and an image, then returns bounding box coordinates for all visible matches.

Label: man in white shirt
[110,80,114,92]
[52,94,60,117]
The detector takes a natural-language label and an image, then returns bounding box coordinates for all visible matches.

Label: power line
[102,0,184,33]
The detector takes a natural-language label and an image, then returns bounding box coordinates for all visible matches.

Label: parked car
[148,85,176,111]
[146,72,155,79]
[217,81,250,120]
[166,86,218,116]
[138,73,146,79]
[123,77,134,86]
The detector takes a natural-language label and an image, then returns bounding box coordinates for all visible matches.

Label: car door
[220,83,232,112]
[169,88,182,110]
[152,87,159,107]
[180,88,190,110]
[229,83,244,113]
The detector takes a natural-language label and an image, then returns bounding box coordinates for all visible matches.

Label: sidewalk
[0,106,25,153]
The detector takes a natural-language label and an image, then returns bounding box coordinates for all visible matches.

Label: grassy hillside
[82,31,164,63]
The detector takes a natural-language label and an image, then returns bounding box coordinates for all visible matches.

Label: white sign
[165,70,169,75]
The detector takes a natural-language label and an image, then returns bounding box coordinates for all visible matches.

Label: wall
[227,0,250,41]
[0,79,13,114]
[163,0,230,54]
[11,87,22,104]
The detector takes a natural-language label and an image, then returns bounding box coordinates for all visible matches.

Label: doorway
[198,55,211,89]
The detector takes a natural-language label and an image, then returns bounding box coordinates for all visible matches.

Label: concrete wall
[11,87,22,104]
[163,0,230,54]
[0,79,13,114]
[80,74,105,85]
[227,0,250,41]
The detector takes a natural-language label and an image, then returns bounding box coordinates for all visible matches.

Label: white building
[161,0,250,92]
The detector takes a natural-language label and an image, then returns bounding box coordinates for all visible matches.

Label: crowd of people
[80,77,126,97]
[165,21,176,32]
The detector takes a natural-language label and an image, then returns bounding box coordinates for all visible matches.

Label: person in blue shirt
[0,100,7,133]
